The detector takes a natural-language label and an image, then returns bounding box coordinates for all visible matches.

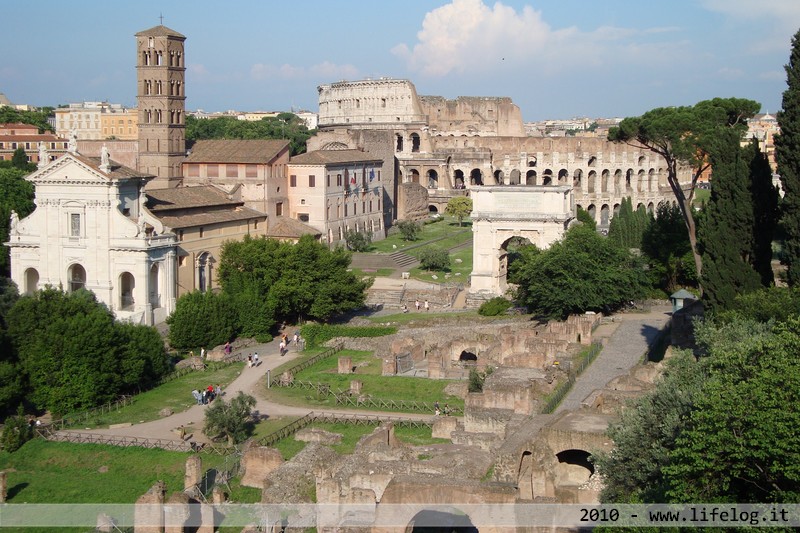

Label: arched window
[197,252,210,292]
[24,268,39,295]
[120,272,135,309]
[149,263,160,308]
[68,264,86,292]
[410,133,420,153]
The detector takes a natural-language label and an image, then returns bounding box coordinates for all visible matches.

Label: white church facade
[6,150,178,325]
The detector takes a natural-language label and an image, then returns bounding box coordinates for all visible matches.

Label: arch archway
[558,169,569,185]
[453,169,465,189]
[427,169,439,189]
[429,205,439,214]
[24,268,39,295]
[120,272,135,310]
[458,350,477,362]
[494,169,504,184]
[601,170,610,193]
[600,204,610,227]
[410,169,421,184]
[638,169,646,192]
[149,263,161,308]
[68,263,86,292]
[555,449,594,486]
[587,170,596,193]
[509,169,521,185]
[469,168,483,186]
[542,169,553,186]
[525,170,537,185]
[647,202,655,216]
[587,204,597,223]
[410,133,420,152]
[573,169,583,189]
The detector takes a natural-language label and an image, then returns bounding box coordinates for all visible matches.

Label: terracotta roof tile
[135,25,185,39]
[146,185,240,212]
[185,139,290,164]
[70,153,154,180]
[265,216,322,238]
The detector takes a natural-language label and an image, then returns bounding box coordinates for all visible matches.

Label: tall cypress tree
[747,140,779,286]
[608,197,648,249]
[699,135,761,311]
[775,28,800,286]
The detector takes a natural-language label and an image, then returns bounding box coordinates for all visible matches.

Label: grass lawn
[263,350,463,412]
[367,310,479,325]
[271,422,449,460]
[62,362,246,429]
[693,188,710,205]
[349,267,395,278]
[410,245,472,284]
[368,216,470,253]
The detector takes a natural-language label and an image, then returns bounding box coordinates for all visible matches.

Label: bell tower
[135,24,186,188]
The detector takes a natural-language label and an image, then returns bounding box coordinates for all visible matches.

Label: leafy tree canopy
[0,106,55,133]
[185,113,312,156]
[513,224,649,319]
[609,97,761,283]
[167,290,239,350]
[418,246,450,271]
[344,229,372,252]
[444,196,473,227]
[203,391,256,445]
[0,167,36,277]
[395,220,420,241]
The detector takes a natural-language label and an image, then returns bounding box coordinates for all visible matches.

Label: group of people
[247,352,260,368]
[433,401,451,416]
[191,384,221,405]
[279,331,302,356]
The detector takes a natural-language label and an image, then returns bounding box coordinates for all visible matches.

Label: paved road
[59,305,671,444]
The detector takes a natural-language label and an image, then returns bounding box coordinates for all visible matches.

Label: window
[70,213,81,237]
[309,175,315,187]
[226,164,238,178]
[290,175,297,187]
[276,202,283,216]
[178,230,184,241]
[327,174,331,187]
[187,164,200,177]
[345,204,348,217]
[199,227,204,238]
[298,213,309,222]
[207,164,219,178]
[245,164,257,178]
[337,174,342,186]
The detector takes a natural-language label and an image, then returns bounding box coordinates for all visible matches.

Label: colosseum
[310,78,690,229]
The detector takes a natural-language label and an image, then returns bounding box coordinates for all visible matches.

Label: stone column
[134,481,166,533]
[350,380,363,395]
[184,455,202,490]
[165,250,177,315]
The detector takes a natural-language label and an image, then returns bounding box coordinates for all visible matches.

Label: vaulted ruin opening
[458,350,477,362]
[555,449,594,485]
[407,509,478,533]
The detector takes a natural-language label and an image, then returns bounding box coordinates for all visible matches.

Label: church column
[165,250,177,316]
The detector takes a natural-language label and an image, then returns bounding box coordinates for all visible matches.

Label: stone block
[350,380,363,395]
[134,481,166,533]
[431,416,458,439]
[338,356,353,374]
[382,357,396,376]
[184,455,202,490]
[241,447,284,488]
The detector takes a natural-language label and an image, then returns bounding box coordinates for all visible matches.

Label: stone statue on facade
[100,144,110,172]
[68,130,78,153]
[37,142,49,169]
[9,210,19,235]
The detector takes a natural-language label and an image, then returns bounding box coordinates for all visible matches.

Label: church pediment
[27,154,114,186]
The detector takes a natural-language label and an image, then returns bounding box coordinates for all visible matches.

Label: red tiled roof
[184,139,289,164]
[289,149,381,166]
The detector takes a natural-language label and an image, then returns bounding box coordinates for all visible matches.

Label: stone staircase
[389,251,418,270]
[365,287,405,309]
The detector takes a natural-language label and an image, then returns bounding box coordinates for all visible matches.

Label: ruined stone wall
[396,182,429,221]
[418,96,525,137]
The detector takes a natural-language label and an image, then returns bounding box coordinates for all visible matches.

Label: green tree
[698,141,762,311]
[396,220,420,241]
[344,229,372,252]
[444,196,473,227]
[717,287,800,324]
[0,106,55,133]
[1,406,34,453]
[167,291,239,350]
[185,114,312,156]
[203,391,257,445]
[749,142,780,286]
[607,197,649,250]
[664,317,800,503]
[0,167,36,277]
[641,202,696,293]
[775,28,800,286]
[513,224,649,319]
[5,288,168,415]
[478,296,513,316]
[11,148,29,170]
[576,206,597,230]
[418,247,450,271]
[609,97,761,284]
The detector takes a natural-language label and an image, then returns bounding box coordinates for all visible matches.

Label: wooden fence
[539,341,602,414]
[272,378,462,415]
[35,426,235,455]
[267,342,345,386]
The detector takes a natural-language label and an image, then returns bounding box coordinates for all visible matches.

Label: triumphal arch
[469,185,574,301]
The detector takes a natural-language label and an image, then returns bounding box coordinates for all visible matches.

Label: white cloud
[699,0,800,52]
[250,61,358,81]
[715,67,744,80]
[393,0,689,78]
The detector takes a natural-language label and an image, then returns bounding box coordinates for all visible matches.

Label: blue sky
[2,0,800,121]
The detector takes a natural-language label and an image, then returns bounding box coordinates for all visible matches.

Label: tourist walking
[279,340,286,356]
[415,299,421,311]
[253,352,260,366]
[424,300,430,312]
[247,354,253,368]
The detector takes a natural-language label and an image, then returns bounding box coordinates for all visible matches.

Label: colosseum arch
[453,169,465,188]
[587,170,596,193]
[470,186,573,299]
[494,169,504,184]
[558,169,569,185]
[470,168,483,186]
[427,169,439,189]
[572,169,583,189]
[542,169,553,186]
[509,169,521,185]
[526,170,537,185]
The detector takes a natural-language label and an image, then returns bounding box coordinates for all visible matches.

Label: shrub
[1,407,33,452]
[468,366,494,393]
[204,392,256,445]
[344,229,372,252]
[478,297,513,316]
[418,247,450,271]
[396,220,420,241]
[300,324,397,348]
[167,291,239,350]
